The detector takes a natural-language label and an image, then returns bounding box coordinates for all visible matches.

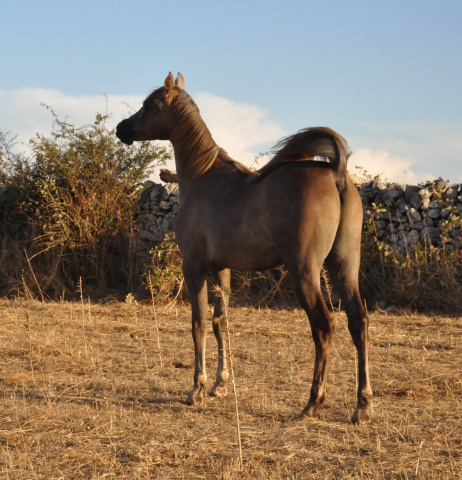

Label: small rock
[427,208,441,220]
[420,227,440,245]
[407,208,421,223]
[374,220,388,231]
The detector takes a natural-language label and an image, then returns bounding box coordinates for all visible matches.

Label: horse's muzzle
[116,121,134,145]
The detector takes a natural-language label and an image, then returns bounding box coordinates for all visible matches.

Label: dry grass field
[0,298,461,479]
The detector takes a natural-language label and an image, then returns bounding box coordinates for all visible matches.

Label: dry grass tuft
[0,299,461,479]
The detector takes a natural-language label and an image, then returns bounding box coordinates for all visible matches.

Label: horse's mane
[158,88,349,187]
[250,127,351,186]
[167,89,252,183]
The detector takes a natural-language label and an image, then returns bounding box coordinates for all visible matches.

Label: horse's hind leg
[325,253,373,423]
[325,178,373,423]
[210,268,231,398]
[183,261,209,406]
[290,266,335,419]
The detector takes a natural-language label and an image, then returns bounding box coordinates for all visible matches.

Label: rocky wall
[135,180,179,243]
[358,178,462,254]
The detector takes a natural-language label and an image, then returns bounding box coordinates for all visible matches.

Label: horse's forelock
[145,84,188,106]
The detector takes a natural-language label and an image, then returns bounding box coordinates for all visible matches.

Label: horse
[116,72,372,423]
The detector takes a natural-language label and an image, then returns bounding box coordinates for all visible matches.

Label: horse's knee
[310,310,335,344]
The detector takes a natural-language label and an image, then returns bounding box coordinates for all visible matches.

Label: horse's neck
[170,108,219,193]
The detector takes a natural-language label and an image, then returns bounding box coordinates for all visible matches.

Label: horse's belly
[210,240,282,271]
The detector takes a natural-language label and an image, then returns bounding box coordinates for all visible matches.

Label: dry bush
[145,232,185,304]
[0,299,460,479]
[0,112,171,298]
[360,215,462,312]
[231,267,294,306]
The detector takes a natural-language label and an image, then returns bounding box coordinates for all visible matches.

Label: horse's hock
[135,172,462,253]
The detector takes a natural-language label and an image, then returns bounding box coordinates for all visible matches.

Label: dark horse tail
[250,127,350,192]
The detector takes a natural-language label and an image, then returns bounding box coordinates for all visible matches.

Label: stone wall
[358,178,462,254]
[1,169,459,254]
[135,172,462,255]
[135,180,179,243]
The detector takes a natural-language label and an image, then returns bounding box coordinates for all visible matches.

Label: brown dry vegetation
[1,298,461,479]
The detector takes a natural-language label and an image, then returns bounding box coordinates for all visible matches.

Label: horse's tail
[249,127,350,191]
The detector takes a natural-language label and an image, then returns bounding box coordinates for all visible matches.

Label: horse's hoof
[186,391,205,406]
[298,404,320,420]
[209,385,228,398]
[351,406,372,424]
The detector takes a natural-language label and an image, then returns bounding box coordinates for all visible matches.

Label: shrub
[0,108,171,298]
[360,202,462,312]
[145,232,185,303]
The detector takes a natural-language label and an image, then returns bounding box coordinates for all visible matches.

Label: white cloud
[0,88,144,148]
[195,92,285,166]
[349,122,462,184]
[349,148,435,185]
[2,88,459,185]
[0,88,284,174]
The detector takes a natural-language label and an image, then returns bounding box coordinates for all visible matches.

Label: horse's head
[116,72,185,145]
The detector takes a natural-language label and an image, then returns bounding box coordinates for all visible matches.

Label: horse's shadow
[9,386,188,413]
[11,386,356,425]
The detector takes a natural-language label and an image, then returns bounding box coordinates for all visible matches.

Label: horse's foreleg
[183,264,209,406]
[292,269,335,419]
[326,255,373,424]
[210,268,231,398]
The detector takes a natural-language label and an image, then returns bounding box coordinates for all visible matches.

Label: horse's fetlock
[196,373,207,388]
[212,315,226,326]
[359,386,373,404]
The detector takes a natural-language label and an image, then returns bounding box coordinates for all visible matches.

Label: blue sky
[1,0,461,183]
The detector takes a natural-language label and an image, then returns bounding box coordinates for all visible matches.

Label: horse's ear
[164,72,175,92]
[175,73,185,90]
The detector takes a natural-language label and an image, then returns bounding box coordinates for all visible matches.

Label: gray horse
[117,72,372,423]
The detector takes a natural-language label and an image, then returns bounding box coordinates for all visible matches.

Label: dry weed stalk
[321,268,334,311]
[24,249,45,301]
[77,276,89,358]
[20,275,34,301]
[147,272,164,369]
[162,277,184,311]
[213,284,243,471]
